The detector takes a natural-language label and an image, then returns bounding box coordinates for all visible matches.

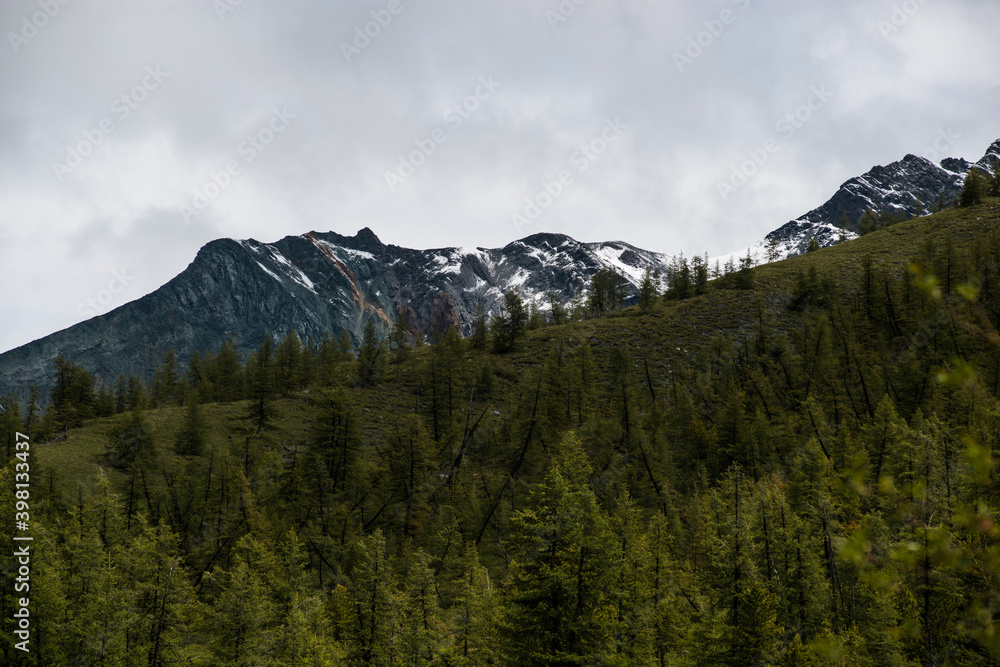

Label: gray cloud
[1,0,998,352]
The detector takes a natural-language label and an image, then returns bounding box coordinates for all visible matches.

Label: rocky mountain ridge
[2,138,998,403]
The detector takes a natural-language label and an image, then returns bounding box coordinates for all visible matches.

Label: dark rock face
[764,138,1000,254]
[0,230,671,403]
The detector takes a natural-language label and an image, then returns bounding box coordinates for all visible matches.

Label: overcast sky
[1,0,999,354]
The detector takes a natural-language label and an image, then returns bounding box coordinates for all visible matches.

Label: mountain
[0,230,670,401]
[3,138,998,404]
[757,138,1000,259]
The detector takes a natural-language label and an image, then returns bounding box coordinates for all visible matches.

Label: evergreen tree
[451,545,500,665]
[469,303,489,352]
[349,530,403,666]
[735,250,755,290]
[275,329,305,395]
[547,291,568,326]
[175,391,206,456]
[638,268,659,311]
[766,236,782,263]
[151,348,182,407]
[427,325,464,442]
[0,394,23,459]
[107,407,156,467]
[337,327,354,360]
[858,208,879,235]
[357,318,385,386]
[835,211,851,241]
[588,268,626,314]
[492,289,527,354]
[988,159,1000,197]
[504,433,618,665]
[528,297,545,330]
[49,356,96,432]
[210,535,281,664]
[390,310,413,365]
[806,236,821,253]
[960,168,986,207]
[666,254,692,300]
[692,253,709,294]
[246,334,276,434]
[309,387,360,495]
[214,335,243,402]
[24,385,40,437]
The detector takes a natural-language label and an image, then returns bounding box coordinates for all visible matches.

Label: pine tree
[858,208,879,235]
[527,297,545,330]
[338,327,355,360]
[547,291,568,326]
[349,530,403,666]
[988,159,1000,197]
[735,250,755,290]
[452,545,500,665]
[469,303,489,352]
[24,385,40,437]
[107,407,156,468]
[49,356,96,432]
[504,432,618,665]
[588,268,626,314]
[806,236,821,253]
[835,211,851,240]
[246,334,277,434]
[151,348,182,407]
[214,335,243,402]
[357,319,384,386]
[210,535,281,663]
[766,236,782,263]
[960,168,985,207]
[175,391,206,456]
[309,387,360,495]
[0,394,23,459]
[275,329,305,395]
[390,310,413,365]
[492,289,527,354]
[638,268,658,311]
[666,254,692,300]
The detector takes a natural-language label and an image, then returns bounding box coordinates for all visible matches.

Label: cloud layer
[1,0,998,352]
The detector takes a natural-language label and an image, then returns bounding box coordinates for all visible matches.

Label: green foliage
[588,267,627,314]
[175,391,206,456]
[246,334,277,433]
[989,160,1000,197]
[858,208,879,235]
[49,357,96,432]
[151,348,183,407]
[358,318,385,386]
[469,304,489,352]
[960,168,986,207]
[639,267,659,311]
[390,311,413,365]
[504,433,619,665]
[14,198,1000,665]
[106,407,156,467]
[492,289,527,353]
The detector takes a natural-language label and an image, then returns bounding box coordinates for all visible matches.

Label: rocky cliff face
[0,229,671,402]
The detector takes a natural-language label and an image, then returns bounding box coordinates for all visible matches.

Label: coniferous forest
[3,195,1000,665]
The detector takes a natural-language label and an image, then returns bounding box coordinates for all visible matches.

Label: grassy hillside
[4,197,1000,666]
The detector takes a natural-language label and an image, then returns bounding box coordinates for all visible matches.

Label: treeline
[2,206,1000,665]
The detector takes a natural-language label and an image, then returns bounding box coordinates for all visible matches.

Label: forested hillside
[3,195,1000,665]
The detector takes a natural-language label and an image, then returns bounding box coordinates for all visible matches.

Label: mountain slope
[759,138,1000,259]
[0,229,671,401]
